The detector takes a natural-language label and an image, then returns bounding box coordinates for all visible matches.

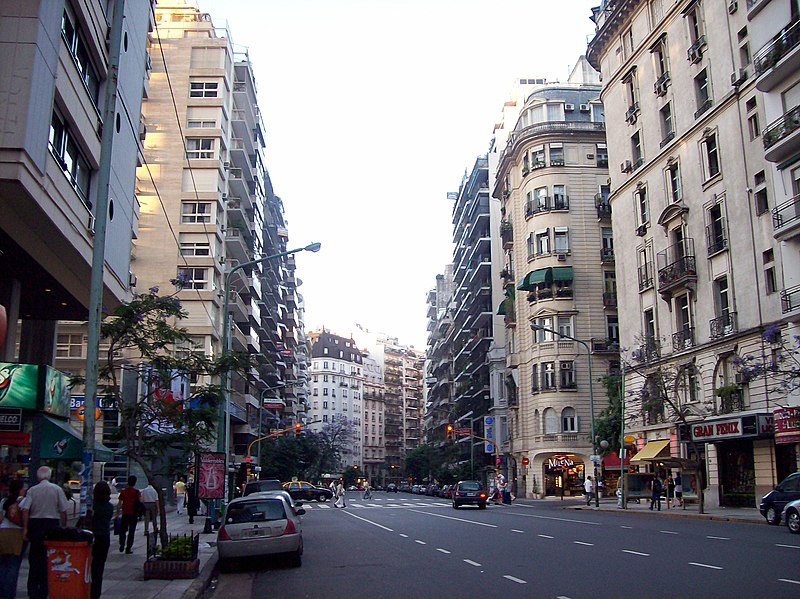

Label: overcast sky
[196,0,597,349]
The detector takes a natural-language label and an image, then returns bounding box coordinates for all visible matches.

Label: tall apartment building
[361,353,386,484]
[588,0,786,508]
[135,1,299,462]
[425,267,456,443]
[491,60,617,498]
[307,330,364,468]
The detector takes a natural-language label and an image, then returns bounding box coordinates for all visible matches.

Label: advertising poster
[197,452,226,499]
[42,366,70,417]
[0,363,39,410]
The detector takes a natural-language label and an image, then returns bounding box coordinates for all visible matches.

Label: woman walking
[334,481,346,508]
[0,479,26,599]
[90,481,113,599]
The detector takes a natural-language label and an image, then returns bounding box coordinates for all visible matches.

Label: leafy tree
[405,443,462,483]
[259,434,321,482]
[342,465,360,488]
[594,375,623,456]
[734,324,800,394]
[306,418,354,481]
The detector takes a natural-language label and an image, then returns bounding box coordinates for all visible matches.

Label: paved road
[208,493,800,599]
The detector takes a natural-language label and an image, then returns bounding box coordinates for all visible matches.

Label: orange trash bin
[45,529,94,599]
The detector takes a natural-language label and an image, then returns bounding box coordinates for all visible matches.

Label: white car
[217,494,304,570]
[782,498,800,534]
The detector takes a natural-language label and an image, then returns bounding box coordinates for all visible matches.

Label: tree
[306,418,354,481]
[593,375,623,457]
[734,324,800,395]
[405,443,462,484]
[259,434,321,482]
[90,286,251,546]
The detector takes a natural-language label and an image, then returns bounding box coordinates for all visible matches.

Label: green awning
[497,300,507,315]
[551,266,574,283]
[40,415,116,462]
[505,285,516,300]
[517,268,552,291]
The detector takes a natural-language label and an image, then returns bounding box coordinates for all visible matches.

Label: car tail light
[217,526,231,541]
[282,518,297,535]
[479,493,487,499]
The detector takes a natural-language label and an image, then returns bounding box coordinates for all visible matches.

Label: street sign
[486,442,494,453]
[590,454,601,464]
[456,427,471,436]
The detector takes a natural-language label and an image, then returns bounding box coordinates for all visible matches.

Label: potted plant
[143,532,200,580]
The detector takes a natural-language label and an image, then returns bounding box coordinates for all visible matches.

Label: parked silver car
[782,498,800,534]
[217,494,304,570]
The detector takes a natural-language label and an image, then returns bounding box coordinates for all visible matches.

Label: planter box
[143,557,200,580]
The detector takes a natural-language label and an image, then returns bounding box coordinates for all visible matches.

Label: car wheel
[766,505,781,525]
[479,502,487,510]
[318,495,327,502]
[787,510,800,534]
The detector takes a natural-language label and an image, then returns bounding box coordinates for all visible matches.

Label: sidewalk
[16,504,218,599]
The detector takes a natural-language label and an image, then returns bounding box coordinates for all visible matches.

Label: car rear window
[226,499,286,524]
[459,482,481,491]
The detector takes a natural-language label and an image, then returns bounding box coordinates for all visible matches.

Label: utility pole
[80,0,125,518]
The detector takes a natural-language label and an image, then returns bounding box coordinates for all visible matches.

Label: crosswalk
[303,499,451,510]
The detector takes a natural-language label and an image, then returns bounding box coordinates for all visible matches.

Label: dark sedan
[452,480,487,509]
[282,480,334,502]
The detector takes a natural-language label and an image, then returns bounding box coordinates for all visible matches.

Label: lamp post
[531,324,599,508]
[217,242,321,512]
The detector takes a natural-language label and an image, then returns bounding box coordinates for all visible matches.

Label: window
[189,81,219,97]
[61,7,100,103]
[531,364,539,392]
[746,97,760,140]
[187,120,216,128]
[660,103,674,145]
[596,144,608,167]
[675,293,693,348]
[638,246,653,290]
[631,131,643,168]
[702,132,721,179]
[323,388,329,396]
[533,317,554,342]
[686,2,705,45]
[186,138,215,159]
[56,333,84,358]
[607,315,620,345]
[694,70,712,117]
[623,27,634,59]
[179,236,211,257]
[602,227,614,260]
[764,249,777,294]
[531,147,545,168]
[707,203,727,254]
[549,144,564,166]
[542,364,556,391]
[181,201,212,224]
[323,414,328,422]
[561,407,577,431]
[49,112,91,202]
[543,407,558,433]
[653,37,670,80]
[679,364,699,404]
[644,307,656,341]
[552,185,568,209]
[650,0,665,26]
[323,361,329,369]
[666,161,682,203]
[178,268,209,290]
[554,228,569,253]
[604,271,617,306]
[714,275,732,321]
[624,71,639,116]
[313,389,318,396]
[636,186,649,225]
[535,187,549,212]
[557,315,573,338]
[535,230,550,256]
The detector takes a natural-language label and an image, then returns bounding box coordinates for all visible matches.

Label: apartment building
[491,61,617,498]
[425,266,456,444]
[361,353,386,484]
[307,330,364,468]
[588,0,786,508]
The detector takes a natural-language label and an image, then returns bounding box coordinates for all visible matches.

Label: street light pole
[531,324,599,508]
[216,242,320,513]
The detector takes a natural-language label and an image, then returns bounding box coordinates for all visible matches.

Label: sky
[197,0,598,349]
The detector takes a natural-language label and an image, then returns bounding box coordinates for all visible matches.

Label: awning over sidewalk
[40,415,116,462]
[629,439,671,463]
[601,450,630,468]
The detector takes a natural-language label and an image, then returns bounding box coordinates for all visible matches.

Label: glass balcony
[754,19,800,92]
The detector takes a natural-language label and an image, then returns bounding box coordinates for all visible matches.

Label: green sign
[42,366,70,417]
[0,363,39,410]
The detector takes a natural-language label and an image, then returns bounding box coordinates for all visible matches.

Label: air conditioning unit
[631,345,644,362]
[556,254,567,261]
[730,68,747,87]
[636,224,648,237]
[621,160,633,173]
[138,121,147,141]
[654,81,668,97]
[564,103,575,111]
[222,192,228,200]
[728,0,738,14]
[579,104,590,112]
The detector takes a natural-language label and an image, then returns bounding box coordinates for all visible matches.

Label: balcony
[500,220,513,248]
[709,311,738,339]
[781,284,800,313]
[591,338,620,353]
[625,102,640,125]
[657,239,697,296]
[694,98,713,120]
[719,389,745,414]
[772,193,800,241]
[225,227,251,262]
[754,19,800,92]
[601,247,615,263]
[596,201,611,219]
[763,105,800,163]
[602,292,618,308]
[638,263,654,291]
[633,337,661,363]
[706,220,728,256]
[672,327,695,351]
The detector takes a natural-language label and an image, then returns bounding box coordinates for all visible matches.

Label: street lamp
[531,323,599,508]
[217,242,321,509]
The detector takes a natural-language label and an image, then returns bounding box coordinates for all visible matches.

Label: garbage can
[44,528,94,599]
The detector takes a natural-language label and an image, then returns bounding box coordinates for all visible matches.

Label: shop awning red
[601,451,630,468]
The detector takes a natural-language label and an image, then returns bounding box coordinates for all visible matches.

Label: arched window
[543,408,558,434]
[561,407,577,432]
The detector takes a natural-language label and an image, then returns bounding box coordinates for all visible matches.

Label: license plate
[243,528,266,538]
[467,492,476,497]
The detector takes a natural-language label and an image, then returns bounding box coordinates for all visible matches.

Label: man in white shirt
[141,483,160,537]
[21,466,68,599]
[584,476,594,506]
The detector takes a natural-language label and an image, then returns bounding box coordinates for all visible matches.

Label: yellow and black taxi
[282,480,334,502]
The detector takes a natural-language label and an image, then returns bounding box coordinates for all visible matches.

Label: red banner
[197,452,226,499]
[775,406,800,445]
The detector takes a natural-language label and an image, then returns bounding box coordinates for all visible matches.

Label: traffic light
[446,424,454,441]
[245,456,251,478]
[294,423,302,437]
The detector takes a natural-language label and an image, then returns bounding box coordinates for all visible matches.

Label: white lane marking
[621,525,633,529]
[538,534,554,539]
[689,562,723,570]
[503,575,526,584]
[436,548,451,554]
[507,512,600,525]
[574,541,594,546]
[318,505,331,509]
[408,509,498,528]
[557,596,572,599]
[340,510,394,532]
[464,559,482,567]
[778,578,800,585]
[403,503,415,506]
[399,534,408,538]
[415,540,426,545]
[350,504,364,508]
[707,536,730,540]
[659,530,679,535]
[511,529,525,534]
[622,550,650,557]
[776,543,800,549]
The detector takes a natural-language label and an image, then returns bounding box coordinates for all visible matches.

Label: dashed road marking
[659,530,679,535]
[339,510,393,532]
[415,540,426,545]
[399,534,408,538]
[776,544,800,549]
[573,541,594,546]
[511,529,524,534]
[621,525,633,529]
[436,548,451,554]
[538,534,554,539]
[706,536,729,540]
[689,562,722,570]
[507,512,600,525]
[622,550,650,556]
[778,578,800,585]
[503,575,526,584]
[463,559,482,567]
[408,509,497,528]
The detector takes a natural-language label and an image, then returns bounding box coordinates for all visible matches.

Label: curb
[181,551,218,599]
[568,505,765,525]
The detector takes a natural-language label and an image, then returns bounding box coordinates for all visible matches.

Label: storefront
[774,406,800,482]
[680,413,774,508]
[542,454,585,497]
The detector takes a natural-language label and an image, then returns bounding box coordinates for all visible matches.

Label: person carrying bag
[0,479,27,599]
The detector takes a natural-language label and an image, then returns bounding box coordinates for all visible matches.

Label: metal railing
[763,104,800,150]
[719,390,745,414]
[781,284,800,313]
[709,311,737,339]
[706,219,728,255]
[772,192,800,232]
[672,327,695,351]
[754,19,800,76]
[638,263,654,291]
[657,239,697,290]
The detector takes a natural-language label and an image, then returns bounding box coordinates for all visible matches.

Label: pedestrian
[0,479,27,599]
[90,480,113,599]
[186,479,197,524]
[140,482,159,538]
[116,475,141,554]
[674,472,683,507]
[173,476,186,515]
[329,481,336,498]
[362,480,372,500]
[650,475,663,511]
[584,475,594,506]
[510,477,518,501]
[334,480,346,508]
[667,473,676,508]
[20,466,68,599]
[597,477,605,498]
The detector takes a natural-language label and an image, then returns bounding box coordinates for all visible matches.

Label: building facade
[492,62,618,498]
[361,353,386,484]
[588,0,788,508]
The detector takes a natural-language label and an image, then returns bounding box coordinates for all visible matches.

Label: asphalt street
[208,493,800,599]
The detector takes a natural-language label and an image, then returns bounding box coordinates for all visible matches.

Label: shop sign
[197,452,225,499]
[691,418,742,441]
[0,408,22,432]
[263,402,284,410]
[774,406,800,445]
[548,457,575,469]
[0,432,29,445]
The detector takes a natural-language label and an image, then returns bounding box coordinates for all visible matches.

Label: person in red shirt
[115,476,141,554]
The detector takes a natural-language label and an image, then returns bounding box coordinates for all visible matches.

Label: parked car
[782,498,800,534]
[217,494,304,571]
[250,490,303,515]
[398,482,411,493]
[440,485,452,499]
[386,483,398,493]
[426,484,440,497]
[243,479,283,496]
[282,480,333,502]
[452,480,487,509]
[411,485,420,494]
[760,472,800,524]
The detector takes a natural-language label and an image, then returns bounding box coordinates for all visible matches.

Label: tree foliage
[734,324,800,396]
[593,375,623,456]
[405,443,463,484]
